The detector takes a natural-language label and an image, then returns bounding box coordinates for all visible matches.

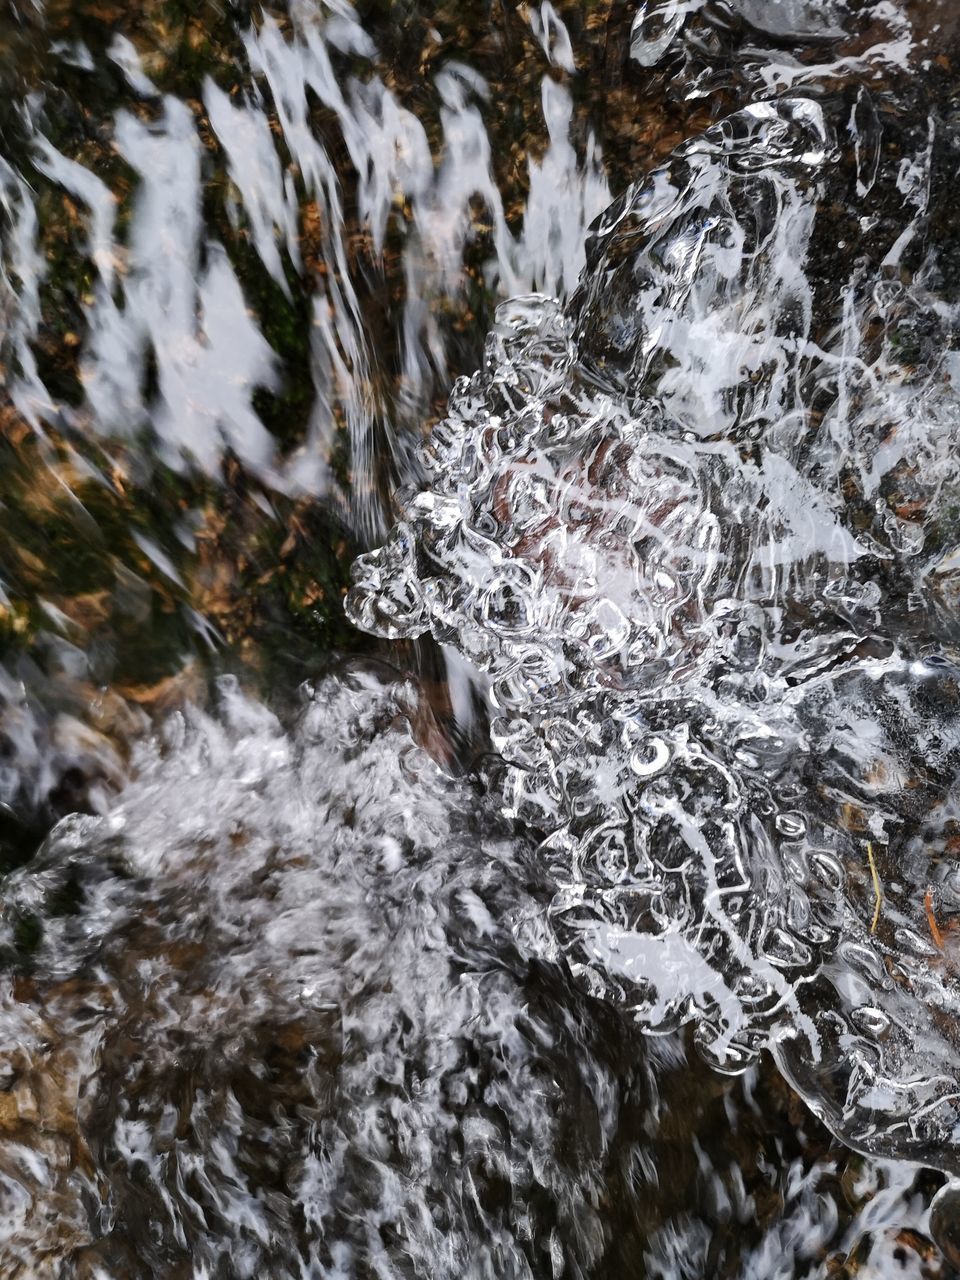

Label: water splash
[348,81,960,1173]
[0,671,616,1274]
[0,0,610,823]
[0,670,948,1275]
[1,1,608,532]
[1,0,960,1269]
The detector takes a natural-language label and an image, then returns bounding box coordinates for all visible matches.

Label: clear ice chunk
[348,92,960,1173]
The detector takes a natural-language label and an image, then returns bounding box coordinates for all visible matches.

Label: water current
[2,0,960,1275]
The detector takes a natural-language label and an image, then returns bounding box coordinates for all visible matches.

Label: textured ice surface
[348,89,960,1171]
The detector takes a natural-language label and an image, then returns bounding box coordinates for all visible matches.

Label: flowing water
[2,0,960,1275]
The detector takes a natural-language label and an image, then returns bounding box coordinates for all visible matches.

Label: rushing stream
[2,0,960,1275]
